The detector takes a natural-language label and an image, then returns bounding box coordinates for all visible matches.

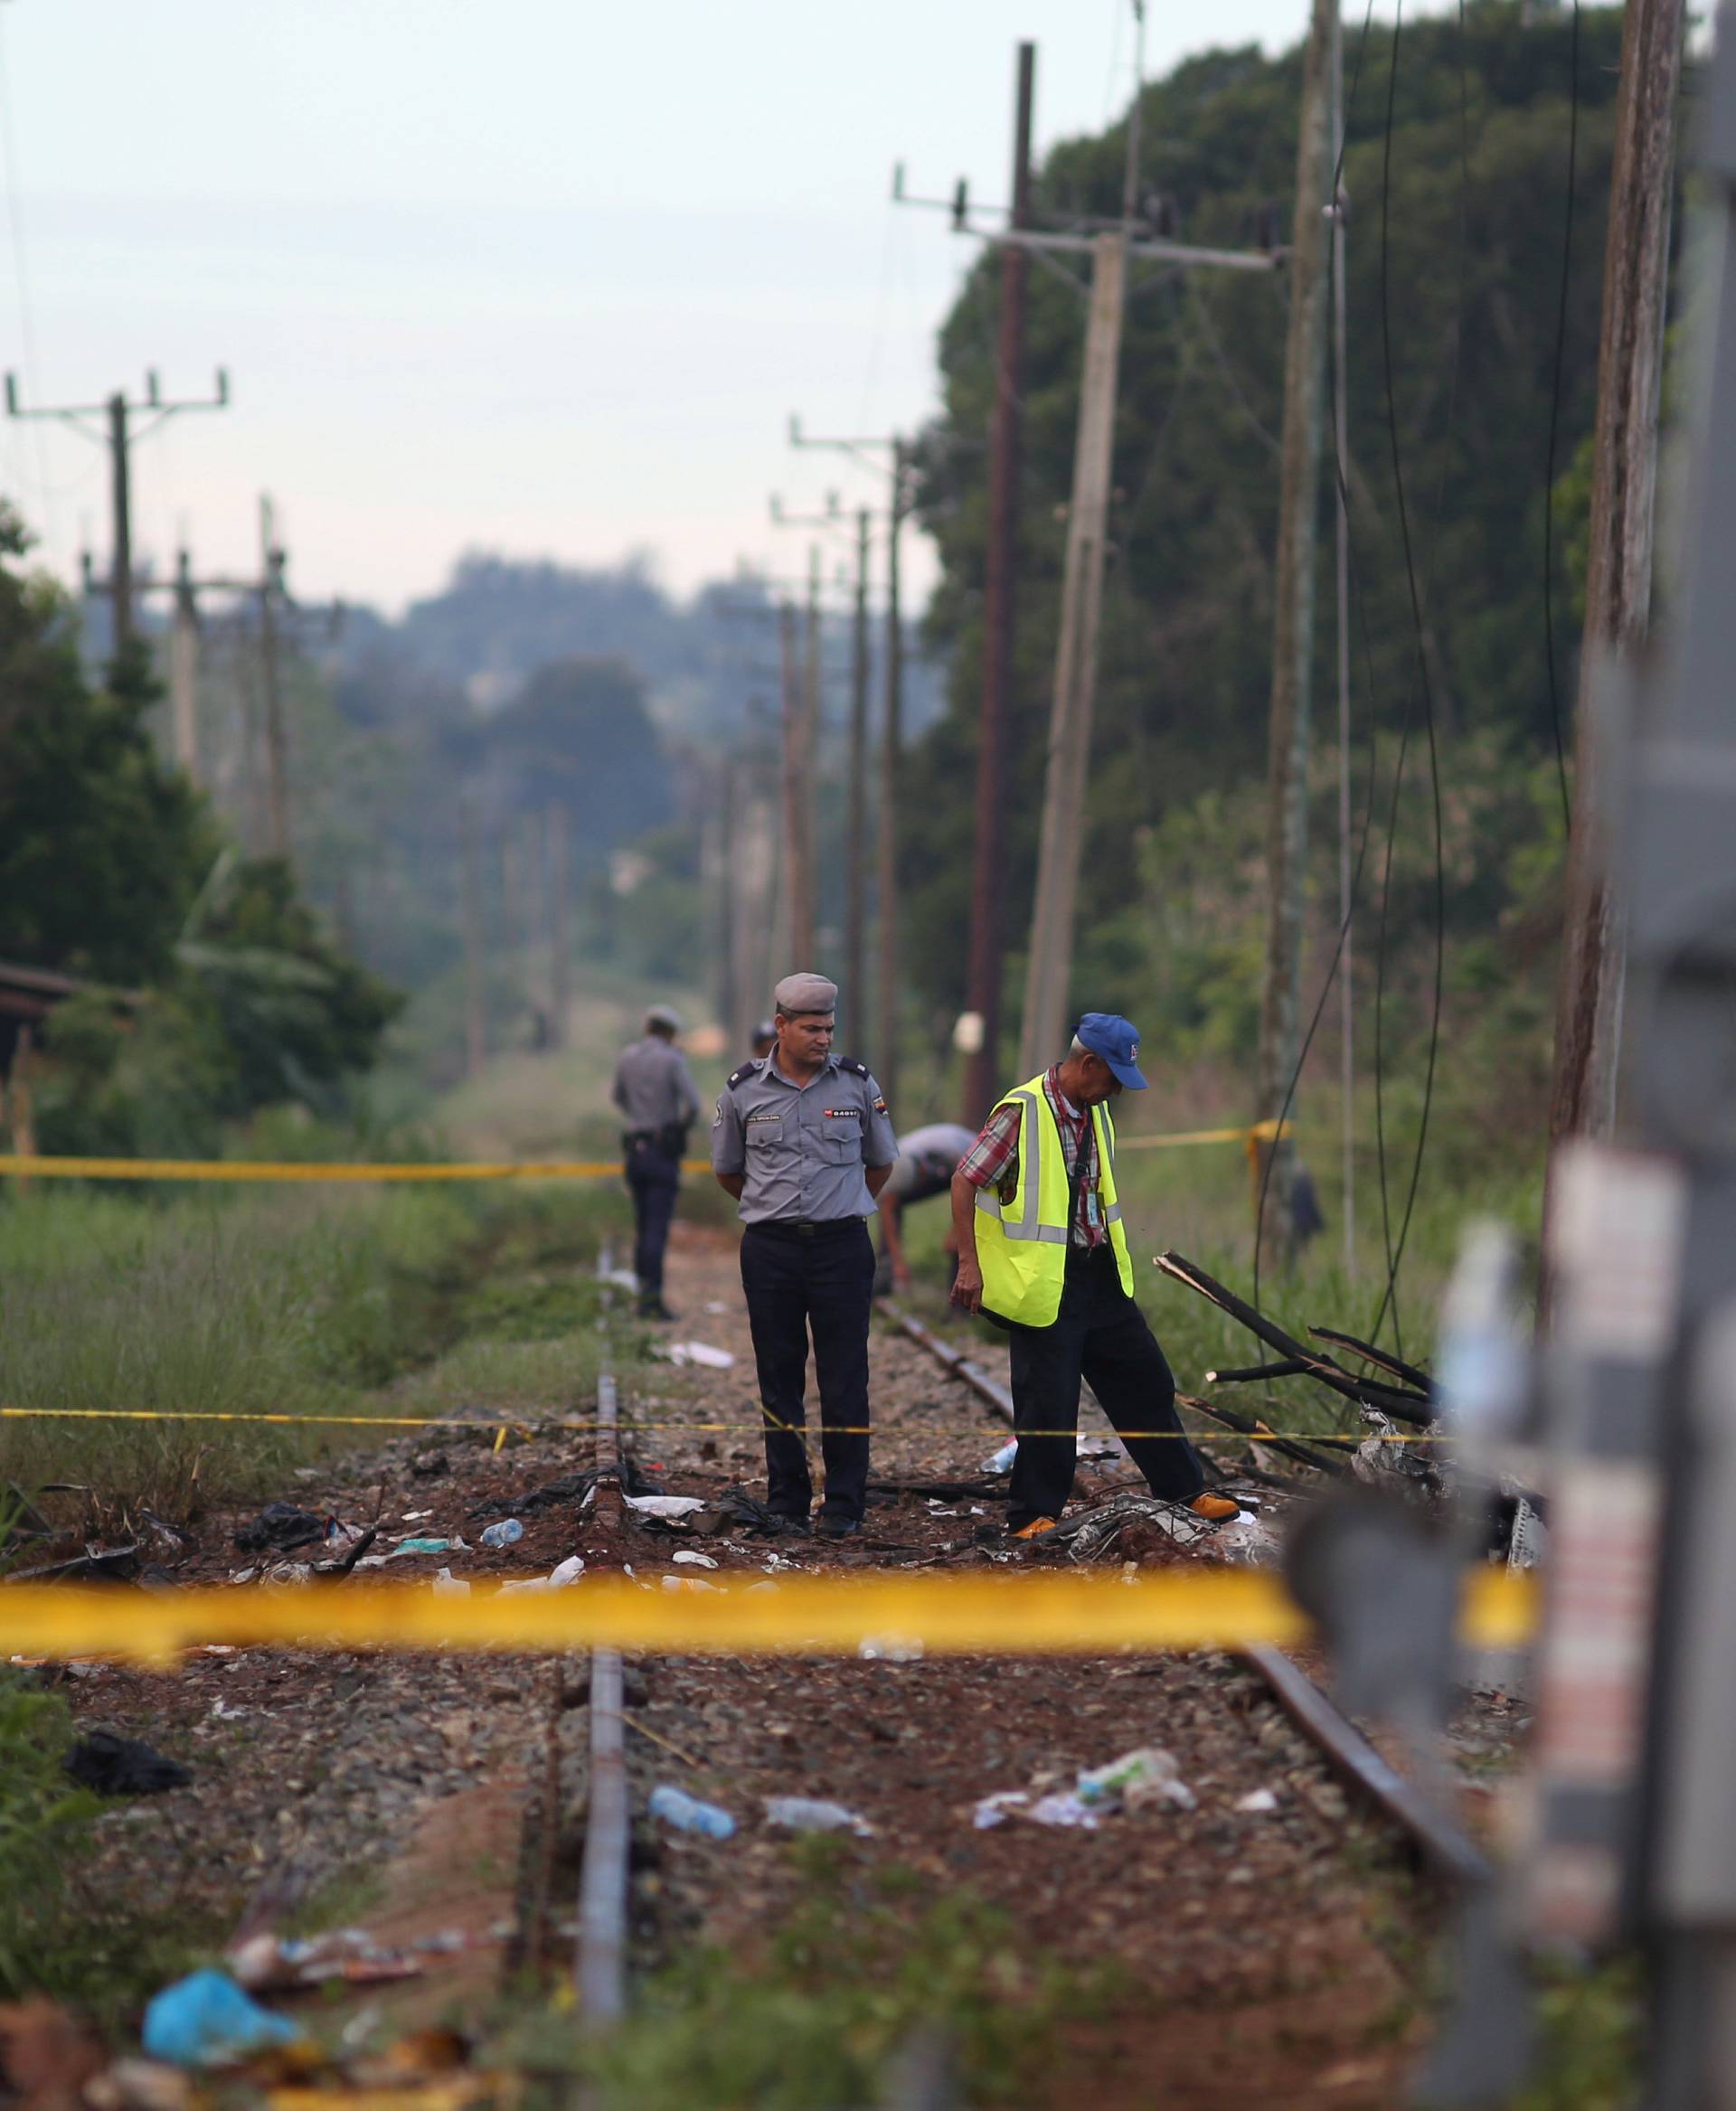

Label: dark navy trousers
[1002,1245,1205,1529]
[625,1144,680,1300]
[740,1218,874,1522]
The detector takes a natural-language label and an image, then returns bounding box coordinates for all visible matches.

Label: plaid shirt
[956,1068,1108,1249]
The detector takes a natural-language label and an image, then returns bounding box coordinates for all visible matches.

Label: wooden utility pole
[878,442,909,1109]
[169,551,200,783]
[1547,0,1684,1154]
[5,367,229,658]
[963,40,1036,1123]
[1019,231,1127,1078]
[548,799,571,1051]
[1254,0,1336,1255]
[461,806,486,1079]
[778,597,816,966]
[258,496,291,859]
[846,506,872,1044]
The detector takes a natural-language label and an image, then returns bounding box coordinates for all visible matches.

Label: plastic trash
[659,1342,735,1370]
[141,1970,303,2066]
[1236,1786,1279,1814]
[982,1439,1018,1475]
[763,1796,873,1837]
[232,1503,327,1555]
[1075,1746,1195,1813]
[973,1790,1028,1830]
[1028,1792,1099,1828]
[392,1537,451,1556]
[479,1519,524,1549]
[64,1731,192,1797]
[660,1574,721,1593]
[548,1555,585,1587]
[671,1550,718,1569]
[625,1495,707,1519]
[648,1785,736,1839]
[431,1569,470,1598]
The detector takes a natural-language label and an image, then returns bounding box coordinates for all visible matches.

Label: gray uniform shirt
[611,1037,701,1133]
[883,1122,977,1202]
[711,1052,899,1224]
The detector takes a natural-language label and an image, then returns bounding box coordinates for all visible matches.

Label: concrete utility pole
[168,551,200,782]
[257,496,290,859]
[1254,0,1337,1260]
[788,418,915,1105]
[963,40,1037,1124]
[847,506,872,1048]
[1020,232,1127,1079]
[908,16,1284,1080]
[5,367,229,655]
[1546,0,1684,1158]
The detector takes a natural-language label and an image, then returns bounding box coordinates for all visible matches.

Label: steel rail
[576,1273,630,2025]
[880,1296,1488,1884]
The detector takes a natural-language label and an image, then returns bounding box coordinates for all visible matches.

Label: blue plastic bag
[141,1970,304,2066]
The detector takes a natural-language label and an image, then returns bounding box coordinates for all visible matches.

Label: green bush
[0,1671,97,1998]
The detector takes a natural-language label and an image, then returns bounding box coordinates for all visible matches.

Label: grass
[499,1842,1116,2110]
[0,1178,631,1524]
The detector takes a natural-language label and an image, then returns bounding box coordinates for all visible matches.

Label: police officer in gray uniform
[612,1004,701,1321]
[712,972,898,1538]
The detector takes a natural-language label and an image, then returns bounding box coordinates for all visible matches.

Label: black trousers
[740,1219,874,1522]
[1003,1245,1206,1529]
[625,1144,680,1299]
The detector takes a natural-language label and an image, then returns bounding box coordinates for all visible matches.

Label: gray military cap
[773,971,838,1017]
[645,1004,682,1032]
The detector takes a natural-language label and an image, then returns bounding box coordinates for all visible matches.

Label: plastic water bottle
[480,1518,524,1549]
[648,1785,736,1839]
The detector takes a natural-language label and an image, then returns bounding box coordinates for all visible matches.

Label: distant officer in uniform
[875,1122,977,1295]
[750,1018,777,1061]
[712,972,898,1539]
[949,1013,1241,1539]
[611,1004,701,1322]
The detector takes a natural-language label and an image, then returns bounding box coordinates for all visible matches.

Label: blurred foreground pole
[1017,231,1126,1079]
[1545,0,1683,1162]
[962,41,1035,1124]
[1253,0,1335,1263]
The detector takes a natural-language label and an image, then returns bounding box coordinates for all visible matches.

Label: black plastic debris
[232,1503,328,1554]
[64,1729,192,1796]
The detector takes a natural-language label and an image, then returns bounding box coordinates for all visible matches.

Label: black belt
[747,1217,863,1240]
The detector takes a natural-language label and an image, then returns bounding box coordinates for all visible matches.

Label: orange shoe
[1010,1516,1061,1541]
[1187,1494,1242,1524]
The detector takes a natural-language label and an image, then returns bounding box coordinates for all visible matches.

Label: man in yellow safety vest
[948,1013,1241,1540]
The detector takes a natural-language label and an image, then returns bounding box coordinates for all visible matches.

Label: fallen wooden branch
[1176,1391,1349,1479]
[1307,1324,1432,1395]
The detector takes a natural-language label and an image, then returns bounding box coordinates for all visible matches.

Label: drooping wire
[1542,0,1581,834]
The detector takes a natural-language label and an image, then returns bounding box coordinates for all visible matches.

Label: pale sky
[0,0,1347,617]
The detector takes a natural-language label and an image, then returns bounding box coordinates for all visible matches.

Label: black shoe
[816,1513,862,1541]
[768,1511,812,1537]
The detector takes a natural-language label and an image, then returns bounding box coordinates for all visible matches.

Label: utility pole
[5,367,229,655]
[1330,3,1356,1278]
[548,800,571,1051]
[963,40,1037,1124]
[169,551,200,782]
[1254,0,1337,1262]
[461,804,486,1079]
[787,419,915,1101]
[777,596,816,966]
[847,507,872,1049]
[257,497,290,859]
[901,12,1284,1079]
[1546,0,1684,1160]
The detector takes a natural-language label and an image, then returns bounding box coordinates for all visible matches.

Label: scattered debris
[232,1504,328,1556]
[660,1574,721,1593]
[64,1731,191,1797]
[1237,1787,1280,1814]
[84,2058,192,2111]
[1077,1746,1196,1813]
[1032,1491,1222,1560]
[409,1450,450,1479]
[648,1785,736,1838]
[548,1555,585,1587]
[6,1543,142,1586]
[432,1569,470,1598]
[392,1536,454,1557]
[0,1995,107,2111]
[763,1795,873,1837]
[478,1520,524,1549]
[139,1971,302,2067]
[671,1550,718,1569]
[625,1494,707,1519]
[656,1341,735,1370]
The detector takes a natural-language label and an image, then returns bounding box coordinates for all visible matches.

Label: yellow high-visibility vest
[974,1072,1133,1328]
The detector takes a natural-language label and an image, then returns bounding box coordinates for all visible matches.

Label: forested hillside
[902,1,1622,1139]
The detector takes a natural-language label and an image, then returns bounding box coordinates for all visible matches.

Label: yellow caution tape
[0,1569,1534,1664]
[1117,1117,1295,1153]
[0,1155,712,1183]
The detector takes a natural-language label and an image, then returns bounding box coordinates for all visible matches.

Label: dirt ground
[21,1220,1519,2106]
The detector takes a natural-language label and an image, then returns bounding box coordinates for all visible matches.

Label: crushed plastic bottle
[431,1568,470,1598]
[1075,1745,1195,1812]
[763,1795,874,1837]
[648,1785,736,1839]
[982,1438,1018,1475]
[480,1519,524,1549]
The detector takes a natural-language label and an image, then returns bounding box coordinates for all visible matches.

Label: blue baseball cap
[1076,1012,1147,1090]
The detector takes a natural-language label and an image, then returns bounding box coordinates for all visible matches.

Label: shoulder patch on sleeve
[726,1060,762,1089]
[835,1056,870,1079]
